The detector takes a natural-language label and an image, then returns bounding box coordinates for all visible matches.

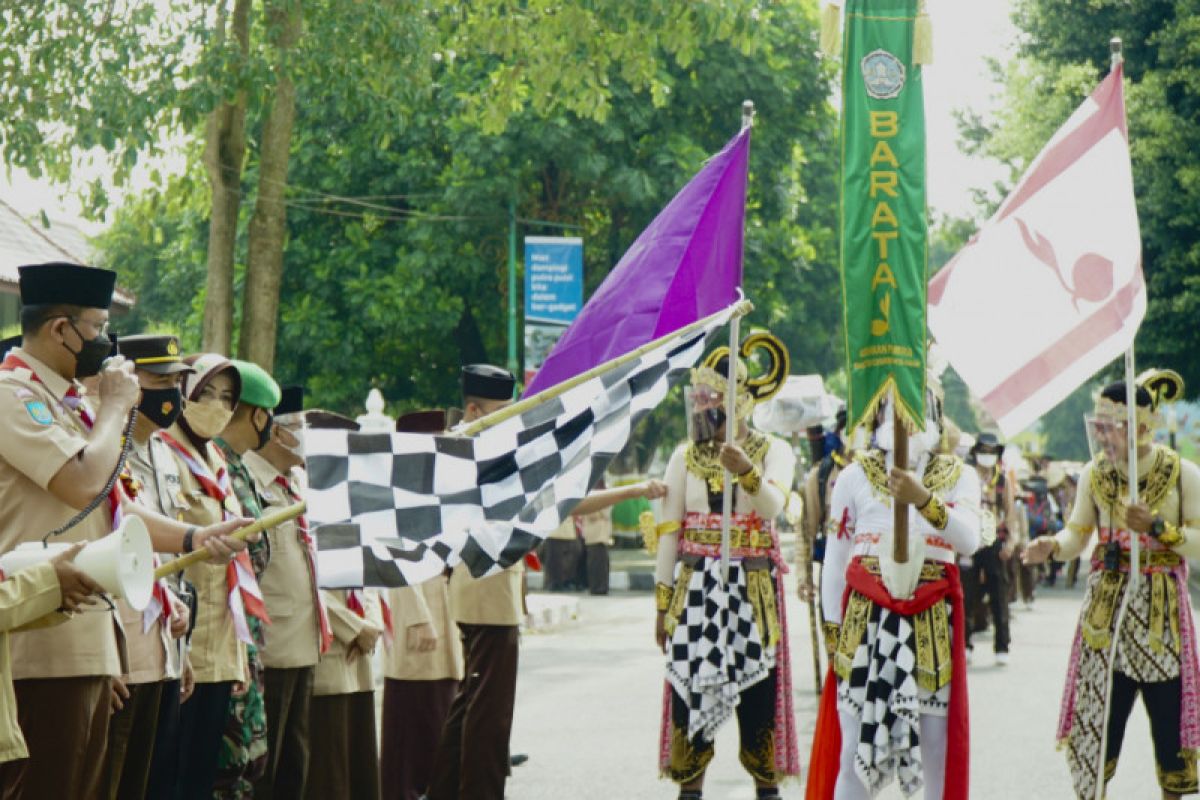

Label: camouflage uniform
[212,442,272,799]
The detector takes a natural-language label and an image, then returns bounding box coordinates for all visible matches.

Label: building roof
[0,198,133,308]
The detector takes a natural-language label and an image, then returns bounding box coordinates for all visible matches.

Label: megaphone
[0,516,155,611]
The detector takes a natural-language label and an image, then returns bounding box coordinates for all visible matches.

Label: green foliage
[1039,379,1097,462]
[95,1,841,435]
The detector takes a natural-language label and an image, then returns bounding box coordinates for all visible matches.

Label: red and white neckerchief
[347,589,394,648]
[272,474,333,654]
[118,467,178,634]
[159,431,270,644]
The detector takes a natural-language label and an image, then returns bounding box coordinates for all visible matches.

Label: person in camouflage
[212,361,281,798]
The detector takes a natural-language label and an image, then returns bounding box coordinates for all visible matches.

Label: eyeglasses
[52,315,110,338]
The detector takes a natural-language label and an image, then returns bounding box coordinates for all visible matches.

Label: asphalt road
[505,576,1172,799]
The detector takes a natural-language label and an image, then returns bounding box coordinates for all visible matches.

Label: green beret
[229,359,282,409]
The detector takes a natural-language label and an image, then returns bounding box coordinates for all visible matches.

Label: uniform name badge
[24,400,52,426]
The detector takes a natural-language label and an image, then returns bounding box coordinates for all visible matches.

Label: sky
[0,0,1019,237]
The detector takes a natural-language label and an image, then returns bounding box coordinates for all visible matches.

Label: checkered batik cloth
[836,603,952,797]
[303,310,732,588]
[665,559,775,742]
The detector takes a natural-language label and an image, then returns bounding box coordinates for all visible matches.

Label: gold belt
[1106,549,1184,570]
[857,555,946,583]
[682,527,774,550]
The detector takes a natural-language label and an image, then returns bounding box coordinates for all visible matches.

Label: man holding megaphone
[0,263,251,800]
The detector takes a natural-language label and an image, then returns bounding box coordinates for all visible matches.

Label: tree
[94,0,842,450]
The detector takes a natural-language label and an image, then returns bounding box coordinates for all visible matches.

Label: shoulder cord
[41,409,139,544]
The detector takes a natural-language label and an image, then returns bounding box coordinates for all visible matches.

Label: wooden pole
[154,502,306,579]
[720,312,742,584]
[892,401,909,563]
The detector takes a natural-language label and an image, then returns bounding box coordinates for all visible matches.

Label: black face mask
[138,386,183,429]
[691,407,726,443]
[64,322,114,379]
[253,411,274,451]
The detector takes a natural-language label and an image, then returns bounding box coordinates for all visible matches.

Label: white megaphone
[0,516,155,611]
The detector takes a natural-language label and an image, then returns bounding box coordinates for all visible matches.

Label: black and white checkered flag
[304,306,735,588]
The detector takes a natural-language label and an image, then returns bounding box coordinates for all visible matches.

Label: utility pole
[508,192,519,379]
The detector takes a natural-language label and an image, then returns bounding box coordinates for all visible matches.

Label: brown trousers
[584,543,610,595]
[102,680,164,800]
[254,665,315,800]
[0,676,111,800]
[305,692,379,800]
[381,678,459,800]
[426,624,519,800]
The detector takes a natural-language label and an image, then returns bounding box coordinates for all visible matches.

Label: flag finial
[1110,37,1123,68]
[742,100,755,130]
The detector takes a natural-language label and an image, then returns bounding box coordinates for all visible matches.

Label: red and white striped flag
[928,64,1144,436]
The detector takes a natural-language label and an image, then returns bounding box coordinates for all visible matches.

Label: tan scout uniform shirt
[384,577,464,681]
[162,423,246,684]
[449,562,523,626]
[578,510,613,546]
[120,434,188,684]
[242,452,321,670]
[0,563,66,763]
[0,348,123,680]
[313,590,382,696]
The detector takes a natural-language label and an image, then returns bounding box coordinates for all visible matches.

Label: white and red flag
[928,64,1144,436]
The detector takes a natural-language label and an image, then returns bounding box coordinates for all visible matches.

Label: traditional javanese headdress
[690,331,790,421]
[1094,368,1185,445]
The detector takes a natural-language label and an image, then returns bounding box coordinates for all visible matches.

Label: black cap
[396,409,447,433]
[304,410,360,431]
[0,335,21,360]
[275,385,304,416]
[974,432,1002,453]
[461,364,516,401]
[118,334,193,375]
[18,262,117,309]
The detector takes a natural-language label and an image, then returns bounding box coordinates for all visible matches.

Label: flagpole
[460,299,753,437]
[1095,36,1136,800]
[892,394,910,563]
[717,101,756,585]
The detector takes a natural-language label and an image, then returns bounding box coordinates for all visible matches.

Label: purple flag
[523,128,750,397]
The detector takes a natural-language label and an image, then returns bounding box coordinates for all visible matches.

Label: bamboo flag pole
[459,299,754,437]
[892,396,910,563]
[719,101,756,585]
[1094,37,1134,800]
[720,310,742,585]
[154,502,307,579]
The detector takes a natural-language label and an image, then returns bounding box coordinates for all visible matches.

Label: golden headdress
[1094,368,1185,444]
[690,331,790,421]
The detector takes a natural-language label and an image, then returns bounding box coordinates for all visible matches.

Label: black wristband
[182,526,198,553]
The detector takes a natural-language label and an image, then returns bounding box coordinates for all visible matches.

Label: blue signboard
[524,236,583,383]
[524,236,583,324]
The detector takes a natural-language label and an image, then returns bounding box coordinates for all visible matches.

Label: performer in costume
[807,381,981,800]
[965,432,1013,666]
[1024,371,1200,799]
[652,332,799,800]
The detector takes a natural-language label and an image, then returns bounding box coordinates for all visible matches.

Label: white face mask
[976,453,998,468]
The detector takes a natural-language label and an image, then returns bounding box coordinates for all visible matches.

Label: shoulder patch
[24,400,53,426]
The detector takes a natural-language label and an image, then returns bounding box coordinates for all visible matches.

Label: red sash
[806,558,970,800]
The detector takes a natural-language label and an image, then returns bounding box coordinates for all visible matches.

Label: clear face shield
[1084,414,1128,465]
[686,385,726,443]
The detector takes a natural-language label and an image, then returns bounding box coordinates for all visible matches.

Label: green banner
[838,0,927,431]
